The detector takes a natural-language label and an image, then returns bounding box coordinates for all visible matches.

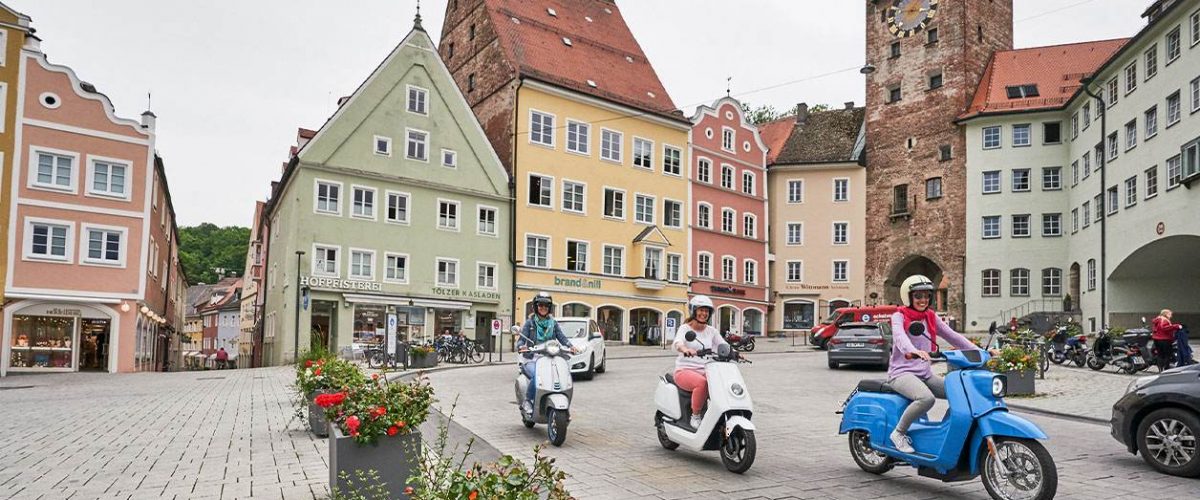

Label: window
[1167,154,1182,189]
[667,254,682,283]
[1006,84,1039,99]
[983,126,1001,149]
[742,171,756,195]
[929,71,943,90]
[743,213,756,238]
[528,175,552,207]
[834,178,849,202]
[1071,113,1080,140]
[1043,122,1061,144]
[721,209,735,233]
[1125,63,1137,94]
[1146,45,1158,80]
[1107,186,1119,215]
[743,260,757,284]
[1125,176,1138,207]
[1184,138,1200,181]
[438,200,460,230]
[782,261,803,283]
[406,129,428,161]
[893,184,909,215]
[530,111,554,146]
[697,159,711,183]
[467,73,475,92]
[887,84,902,103]
[927,27,939,44]
[1103,135,1116,163]
[981,269,1000,297]
[407,85,428,114]
[1108,77,1119,107]
[386,192,409,224]
[477,207,497,236]
[1125,120,1137,150]
[1042,213,1062,237]
[1167,91,1182,126]
[600,129,622,162]
[939,144,953,161]
[1011,168,1030,191]
[602,246,624,276]
[1072,161,1080,186]
[983,171,1001,193]
[1011,214,1030,238]
[315,181,341,214]
[786,222,803,245]
[1084,259,1096,292]
[352,186,376,219]
[1071,209,1079,233]
[1042,268,1062,297]
[385,254,408,283]
[1011,269,1030,296]
[81,226,122,265]
[721,257,735,282]
[787,180,803,203]
[1083,102,1092,126]
[982,216,1001,239]
[374,135,392,156]
[566,120,589,154]
[635,194,655,224]
[720,165,734,189]
[1146,106,1159,139]
[1193,77,1200,113]
[1082,201,1091,228]
[525,236,549,268]
[1167,25,1181,63]
[643,248,662,279]
[1146,166,1159,198]
[832,260,849,283]
[1042,167,1061,190]
[88,160,128,198]
[436,259,459,287]
[664,200,682,228]
[633,138,653,169]
[313,245,339,276]
[32,151,75,191]
[1094,194,1103,223]
[722,128,735,151]
[442,149,457,168]
[350,250,374,279]
[1193,9,1200,46]
[1083,152,1092,178]
[477,263,496,290]
[695,203,711,229]
[697,253,712,279]
[562,181,585,213]
[566,241,589,272]
[603,188,624,219]
[1012,124,1031,147]
[663,146,681,176]
[890,41,901,58]
[925,177,943,199]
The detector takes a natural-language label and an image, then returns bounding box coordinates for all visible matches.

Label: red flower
[346,415,361,432]
[313,367,322,376]
[403,486,414,495]
[314,392,346,408]
[469,490,478,500]
[397,421,406,428]
[317,359,325,366]
[372,373,379,380]
[377,406,387,416]
[387,425,399,436]
[305,360,313,368]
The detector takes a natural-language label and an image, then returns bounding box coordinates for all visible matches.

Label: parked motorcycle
[512,327,575,446]
[1114,328,1153,374]
[1048,324,1070,365]
[724,331,756,352]
[1064,333,1088,367]
[654,331,756,473]
[838,321,1058,500]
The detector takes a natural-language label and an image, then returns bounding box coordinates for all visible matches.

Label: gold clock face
[888,0,938,38]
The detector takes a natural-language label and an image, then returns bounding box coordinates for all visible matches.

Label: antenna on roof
[726,77,732,97]
[414,0,423,30]
[147,92,152,112]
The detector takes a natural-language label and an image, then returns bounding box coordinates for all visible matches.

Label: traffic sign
[491,319,503,336]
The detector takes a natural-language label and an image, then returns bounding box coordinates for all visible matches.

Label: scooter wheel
[1086,354,1106,371]
[547,408,568,447]
[720,428,756,474]
[1050,353,1065,365]
[848,430,894,474]
[980,437,1058,500]
[654,412,679,451]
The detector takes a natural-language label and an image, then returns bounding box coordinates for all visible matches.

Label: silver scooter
[512,326,575,446]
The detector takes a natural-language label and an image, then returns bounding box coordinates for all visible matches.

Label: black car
[1111,363,1200,477]
[826,322,891,369]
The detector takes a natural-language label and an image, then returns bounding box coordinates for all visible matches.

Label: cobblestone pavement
[426,352,1200,499]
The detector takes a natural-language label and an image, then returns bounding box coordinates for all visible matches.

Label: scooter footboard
[966,410,1049,473]
[838,393,908,439]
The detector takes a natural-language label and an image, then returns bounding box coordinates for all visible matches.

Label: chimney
[794,103,810,125]
[844,101,855,110]
[140,110,157,131]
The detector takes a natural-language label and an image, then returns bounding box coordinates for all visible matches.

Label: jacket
[1152,316,1182,341]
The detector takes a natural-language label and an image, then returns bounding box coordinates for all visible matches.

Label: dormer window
[1006,84,1040,99]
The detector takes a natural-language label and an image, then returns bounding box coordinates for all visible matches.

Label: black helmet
[532,292,554,314]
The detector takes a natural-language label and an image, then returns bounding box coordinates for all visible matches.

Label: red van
[809,306,899,349]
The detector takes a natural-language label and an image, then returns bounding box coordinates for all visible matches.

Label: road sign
[387,314,398,354]
[665,318,677,330]
[491,319,503,336]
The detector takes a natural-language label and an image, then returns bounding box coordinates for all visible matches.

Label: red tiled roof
[298,128,317,139]
[483,0,683,121]
[758,119,794,165]
[962,38,1128,119]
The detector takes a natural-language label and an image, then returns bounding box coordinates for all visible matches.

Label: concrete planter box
[410,351,438,369]
[1003,370,1036,396]
[329,425,420,499]
[307,390,331,438]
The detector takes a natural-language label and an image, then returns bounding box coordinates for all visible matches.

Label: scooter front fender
[545,393,570,410]
[725,415,755,434]
[967,409,1050,474]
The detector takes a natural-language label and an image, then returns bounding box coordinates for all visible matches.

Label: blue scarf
[534,316,556,342]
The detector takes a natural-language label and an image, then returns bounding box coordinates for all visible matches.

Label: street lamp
[294,250,305,363]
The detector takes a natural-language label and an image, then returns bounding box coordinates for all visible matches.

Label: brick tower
[863,0,1013,321]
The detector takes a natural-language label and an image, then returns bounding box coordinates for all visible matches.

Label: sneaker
[521,401,533,415]
[689,414,703,429]
[890,430,914,453]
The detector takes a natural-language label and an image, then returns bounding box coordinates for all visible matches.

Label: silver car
[827,322,892,369]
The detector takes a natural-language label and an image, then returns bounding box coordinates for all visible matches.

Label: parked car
[827,322,892,370]
[1110,363,1200,477]
[558,317,608,380]
[810,306,898,349]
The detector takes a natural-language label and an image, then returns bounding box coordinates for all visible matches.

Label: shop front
[2,300,123,375]
[516,271,687,346]
[690,282,769,338]
[773,280,860,336]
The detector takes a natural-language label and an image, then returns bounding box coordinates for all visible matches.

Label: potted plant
[409,344,438,369]
[320,375,434,499]
[986,344,1041,396]
[295,354,367,437]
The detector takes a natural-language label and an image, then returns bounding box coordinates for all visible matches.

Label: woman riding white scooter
[517,292,578,415]
[673,295,744,428]
[887,275,983,454]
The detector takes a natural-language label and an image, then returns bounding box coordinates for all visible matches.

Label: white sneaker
[890,430,915,453]
[689,414,703,429]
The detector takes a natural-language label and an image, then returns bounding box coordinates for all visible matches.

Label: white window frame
[832,221,849,245]
[384,252,409,284]
[602,244,625,277]
[787,179,804,203]
[697,251,713,279]
[1011,214,1031,238]
[348,248,376,280]
[1042,213,1063,237]
[1012,168,1031,192]
[643,247,663,280]
[28,146,79,194]
[1146,45,1159,81]
[373,135,392,157]
[406,84,429,115]
[385,190,411,225]
[721,256,736,282]
[742,170,756,196]
[721,127,735,152]
[832,260,849,283]
[1125,176,1138,208]
[80,223,127,268]
[1125,62,1138,95]
[527,173,554,208]
[477,205,499,237]
[743,259,758,285]
[663,198,683,229]
[476,262,498,290]
[833,178,850,202]
[786,260,804,283]
[85,155,132,200]
[314,179,343,216]
[524,234,551,269]
[982,126,1001,149]
[529,109,556,147]
[437,199,461,232]
[633,137,654,170]
[982,216,1001,239]
[1167,25,1182,64]
[1167,91,1182,126]
[312,244,341,277]
[1146,166,1159,199]
[23,217,74,263]
[667,253,682,283]
[1042,167,1062,191]
[436,257,460,288]
[982,171,1001,194]
[743,213,757,239]
[351,185,378,220]
[441,149,458,168]
[721,208,736,234]
[696,202,712,229]
[786,222,804,246]
[602,186,625,220]
[696,157,712,184]
[561,179,587,215]
[566,119,590,155]
[981,269,1001,297]
[720,164,735,190]
[405,128,430,162]
[565,239,590,273]
[600,128,623,163]
[634,193,655,225]
[662,144,682,176]
[1012,124,1031,147]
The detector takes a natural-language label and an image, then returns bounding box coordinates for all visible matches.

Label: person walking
[215,347,229,370]
[1151,309,1182,372]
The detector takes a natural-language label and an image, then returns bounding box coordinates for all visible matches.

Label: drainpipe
[1081,77,1107,329]
[507,79,525,363]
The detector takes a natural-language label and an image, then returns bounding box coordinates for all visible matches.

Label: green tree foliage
[179,223,251,284]
[740,102,832,125]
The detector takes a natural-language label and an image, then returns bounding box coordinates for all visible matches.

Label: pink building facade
[2,39,179,376]
[688,98,770,336]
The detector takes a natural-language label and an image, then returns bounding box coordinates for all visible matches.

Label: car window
[821,310,842,325]
[834,327,883,338]
[589,321,600,337]
[559,321,587,339]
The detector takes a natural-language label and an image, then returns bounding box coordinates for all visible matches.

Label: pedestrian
[1009,316,1019,333]
[216,347,229,370]
[1151,309,1182,372]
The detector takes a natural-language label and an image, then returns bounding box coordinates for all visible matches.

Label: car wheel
[595,352,607,373]
[580,354,595,380]
[1136,408,1200,477]
[828,360,839,369]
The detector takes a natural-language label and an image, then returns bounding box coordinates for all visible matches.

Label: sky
[12,0,1149,227]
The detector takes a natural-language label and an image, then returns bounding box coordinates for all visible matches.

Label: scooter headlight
[991,376,1007,398]
[545,342,562,356]
[730,383,745,397]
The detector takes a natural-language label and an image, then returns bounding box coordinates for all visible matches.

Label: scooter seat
[663,372,693,397]
[663,372,675,385]
[856,379,897,394]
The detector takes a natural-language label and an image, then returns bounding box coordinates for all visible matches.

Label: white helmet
[899,275,936,308]
[689,295,715,320]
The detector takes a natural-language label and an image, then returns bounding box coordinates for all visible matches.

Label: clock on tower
[888,0,939,38]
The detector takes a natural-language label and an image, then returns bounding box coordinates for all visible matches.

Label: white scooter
[512,326,574,446]
[653,331,756,473]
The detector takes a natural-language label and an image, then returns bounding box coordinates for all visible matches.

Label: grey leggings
[889,374,946,434]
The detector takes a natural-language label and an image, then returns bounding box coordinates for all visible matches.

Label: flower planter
[1003,370,1036,396]
[329,425,420,499]
[409,352,438,369]
[308,390,332,437]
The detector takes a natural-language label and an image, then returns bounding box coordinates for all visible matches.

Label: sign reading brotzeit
[300,276,383,292]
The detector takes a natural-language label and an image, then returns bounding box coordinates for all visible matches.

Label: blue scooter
[838,322,1058,500]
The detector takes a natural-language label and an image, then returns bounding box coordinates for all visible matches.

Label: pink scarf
[900,306,939,352]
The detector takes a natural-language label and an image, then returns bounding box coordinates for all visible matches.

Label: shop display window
[353,305,387,346]
[10,315,75,369]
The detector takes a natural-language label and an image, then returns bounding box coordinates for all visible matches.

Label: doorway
[475,312,495,351]
[1069,263,1081,311]
[310,300,337,353]
[79,318,110,371]
[629,308,662,346]
[718,306,738,336]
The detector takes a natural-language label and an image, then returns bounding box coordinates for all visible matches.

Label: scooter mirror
[908,322,926,338]
[988,321,997,334]
[510,326,521,335]
[685,331,697,342]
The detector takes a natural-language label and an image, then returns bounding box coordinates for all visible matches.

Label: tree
[179,223,251,285]
[739,102,832,125]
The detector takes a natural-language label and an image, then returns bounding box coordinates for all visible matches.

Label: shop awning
[342,294,473,311]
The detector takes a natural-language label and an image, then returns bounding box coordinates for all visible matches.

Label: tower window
[469,24,476,41]
[887,84,902,104]
[939,145,952,161]
[929,72,944,90]
[468,73,476,92]
[890,41,901,59]
[448,42,455,59]
[927,28,939,44]
[977,26,983,43]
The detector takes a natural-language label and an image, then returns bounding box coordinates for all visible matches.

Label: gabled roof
[767,108,866,165]
[482,0,685,122]
[960,39,1128,120]
[632,225,671,247]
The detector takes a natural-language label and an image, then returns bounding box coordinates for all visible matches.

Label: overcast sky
[14,0,1147,227]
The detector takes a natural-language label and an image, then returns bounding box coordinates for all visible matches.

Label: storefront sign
[300,276,382,292]
[46,308,83,317]
[431,287,502,301]
[554,276,603,289]
[709,285,746,296]
[783,283,851,291]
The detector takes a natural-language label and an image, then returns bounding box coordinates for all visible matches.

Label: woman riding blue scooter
[887,274,982,453]
[517,292,578,415]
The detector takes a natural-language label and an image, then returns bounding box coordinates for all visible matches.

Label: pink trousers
[673,368,708,414]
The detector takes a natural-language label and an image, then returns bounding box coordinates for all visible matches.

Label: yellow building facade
[513,81,691,344]
[0,3,31,310]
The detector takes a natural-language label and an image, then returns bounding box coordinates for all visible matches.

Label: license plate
[847,342,865,348]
